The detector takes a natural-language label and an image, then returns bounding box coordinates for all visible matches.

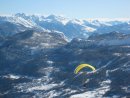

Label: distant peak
[15,13,26,17]
[46,14,66,20]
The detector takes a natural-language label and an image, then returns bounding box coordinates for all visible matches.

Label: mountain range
[0,13,130,39]
[0,13,130,98]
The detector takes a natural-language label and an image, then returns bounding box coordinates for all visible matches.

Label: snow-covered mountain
[0,15,43,37]
[1,29,130,98]
[0,13,130,98]
[68,31,130,48]
[0,13,130,39]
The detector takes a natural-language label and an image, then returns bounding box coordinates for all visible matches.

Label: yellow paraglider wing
[74,64,96,74]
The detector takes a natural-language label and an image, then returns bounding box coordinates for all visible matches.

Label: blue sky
[0,0,130,19]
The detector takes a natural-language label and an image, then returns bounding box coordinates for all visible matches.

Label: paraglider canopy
[74,64,96,74]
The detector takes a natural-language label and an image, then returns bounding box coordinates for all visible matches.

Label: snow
[1,13,130,39]
[83,26,96,32]
[85,18,130,22]
[2,74,20,80]
[83,18,130,28]
[6,16,36,28]
[46,60,54,64]
[15,17,36,28]
[27,83,58,91]
[122,86,130,93]
[30,46,40,55]
[113,53,122,56]
[107,68,119,75]
[45,14,69,25]
[60,19,69,25]
[70,80,111,98]
[70,86,110,98]
[126,53,130,56]
[46,90,61,98]
[14,75,65,98]
[52,30,69,41]
[33,32,41,37]
[70,19,84,25]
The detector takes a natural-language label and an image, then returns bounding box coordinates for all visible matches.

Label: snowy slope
[1,13,130,39]
[0,27,130,97]
[0,15,43,37]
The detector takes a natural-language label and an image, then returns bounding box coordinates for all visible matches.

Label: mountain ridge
[0,13,130,39]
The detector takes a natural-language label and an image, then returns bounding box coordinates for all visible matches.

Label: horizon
[0,0,130,19]
[0,13,130,21]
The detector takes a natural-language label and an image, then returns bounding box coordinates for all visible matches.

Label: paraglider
[74,64,96,86]
[74,64,96,74]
